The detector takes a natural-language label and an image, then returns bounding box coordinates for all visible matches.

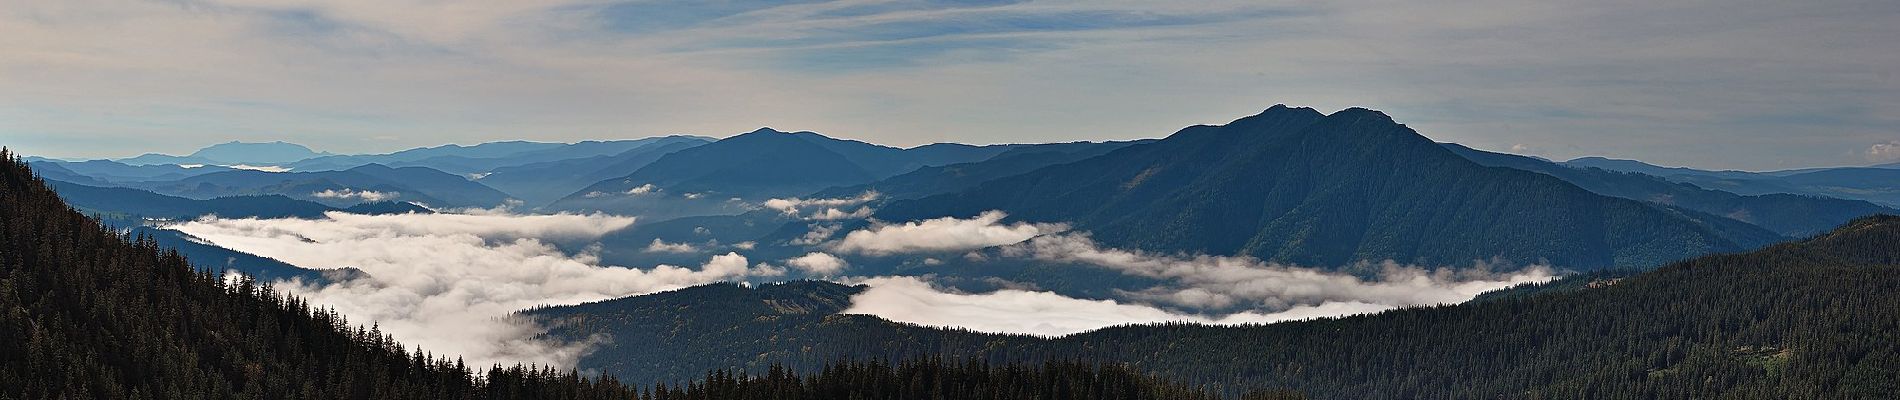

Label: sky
[2,0,1896,170]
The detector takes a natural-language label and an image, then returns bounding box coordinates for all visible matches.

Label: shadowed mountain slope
[878,105,1782,269]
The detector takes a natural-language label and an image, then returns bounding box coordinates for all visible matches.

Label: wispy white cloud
[312,188,398,202]
[169,211,773,369]
[791,222,842,246]
[807,207,875,220]
[227,164,294,172]
[644,238,699,253]
[831,211,1067,255]
[763,191,880,220]
[785,252,848,275]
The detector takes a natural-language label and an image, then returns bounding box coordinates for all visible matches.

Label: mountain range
[1445,144,1895,236]
[122,164,510,208]
[474,137,711,206]
[118,141,330,166]
[545,128,1018,219]
[1567,157,1900,207]
[874,105,1780,268]
[34,105,1898,277]
[288,137,715,175]
[48,178,426,224]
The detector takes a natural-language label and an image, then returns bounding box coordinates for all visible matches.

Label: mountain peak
[1206,104,1326,131]
[1250,104,1323,119]
[1328,107,1396,122]
[348,163,395,172]
[172,140,325,165]
[747,127,785,135]
[1260,103,1310,114]
[192,141,318,154]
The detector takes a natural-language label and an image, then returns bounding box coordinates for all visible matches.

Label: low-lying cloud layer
[831,211,1068,256]
[1002,233,1556,311]
[170,211,775,369]
[763,191,880,220]
[838,211,1557,336]
[168,208,1563,365]
[845,276,1398,337]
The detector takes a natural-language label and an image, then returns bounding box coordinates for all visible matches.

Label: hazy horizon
[22,122,1895,174]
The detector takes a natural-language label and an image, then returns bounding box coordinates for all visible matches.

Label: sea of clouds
[174,208,1556,368]
[171,211,778,368]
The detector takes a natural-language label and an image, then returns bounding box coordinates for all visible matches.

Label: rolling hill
[1445,143,1894,236]
[28,158,236,182]
[808,139,1154,201]
[286,137,712,175]
[1567,157,1900,207]
[135,164,510,208]
[475,137,710,206]
[46,178,428,224]
[547,128,1014,219]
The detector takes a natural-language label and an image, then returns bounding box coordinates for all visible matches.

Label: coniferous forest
[528,216,1900,398]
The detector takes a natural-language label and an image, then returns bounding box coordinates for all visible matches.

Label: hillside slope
[135,164,509,208]
[531,214,1900,398]
[0,150,643,398]
[477,138,708,206]
[5,150,1217,399]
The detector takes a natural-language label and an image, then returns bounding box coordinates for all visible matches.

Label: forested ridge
[0,149,1243,399]
[537,216,1900,398]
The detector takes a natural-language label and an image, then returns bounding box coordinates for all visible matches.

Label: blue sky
[1,0,1896,170]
